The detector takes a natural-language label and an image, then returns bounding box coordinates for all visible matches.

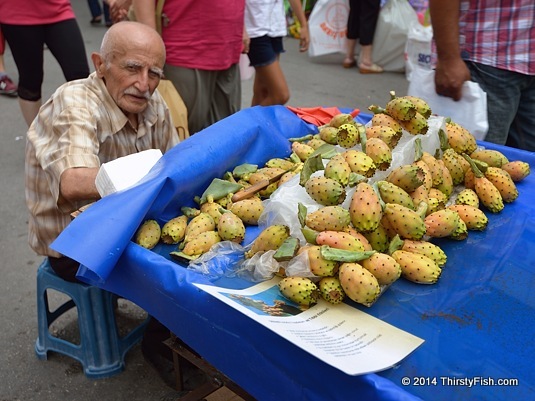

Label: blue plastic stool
[35,259,149,379]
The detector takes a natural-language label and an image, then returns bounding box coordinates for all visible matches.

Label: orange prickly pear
[420,152,443,187]
[484,166,518,203]
[349,182,383,233]
[363,137,392,171]
[365,125,402,149]
[360,252,401,286]
[445,121,477,154]
[315,230,366,252]
[441,148,466,186]
[339,262,381,305]
[424,209,461,238]
[329,113,355,128]
[370,113,403,137]
[500,160,530,182]
[447,204,488,231]
[343,226,374,251]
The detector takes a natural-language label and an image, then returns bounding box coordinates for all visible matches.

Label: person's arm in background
[131,0,157,30]
[288,0,310,52]
[429,0,471,100]
[106,0,132,23]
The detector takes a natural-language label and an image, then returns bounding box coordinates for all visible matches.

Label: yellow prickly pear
[470,149,509,168]
[386,164,426,193]
[291,141,315,161]
[342,150,376,178]
[455,188,479,208]
[160,215,188,244]
[447,205,488,231]
[324,153,352,186]
[401,239,447,267]
[182,231,221,256]
[445,121,477,154]
[399,111,429,135]
[278,276,320,307]
[135,219,161,249]
[383,203,426,240]
[484,166,519,203]
[402,95,432,118]
[305,205,351,232]
[377,180,415,210]
[365,125,402,149]
[229,197,264,225]
[184,212,216,243]
[318,276,345,304]
[392,250,442,284]
[217,211,246,243]
[463,154,504,213]
[299,245,340,277]
[329,113,355,128]
[337,123,361,149]
[339,262,381,305]
[318,126,339,144]
[363,137,392,171]
[385,95,417,121]
[370,113,403,138]
[304,176,346,206]
[245,224,290,258]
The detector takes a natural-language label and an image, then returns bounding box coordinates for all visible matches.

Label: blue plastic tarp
[52,105,535,400]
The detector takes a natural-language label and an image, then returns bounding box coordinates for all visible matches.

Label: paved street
[0,1,408,400]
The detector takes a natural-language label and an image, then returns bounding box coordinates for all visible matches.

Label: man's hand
[106,0,132,23]
[434,57,471,101]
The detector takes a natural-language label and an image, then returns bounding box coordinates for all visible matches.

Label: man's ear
[91,53,105,78]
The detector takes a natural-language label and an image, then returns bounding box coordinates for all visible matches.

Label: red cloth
[286,106,360,126]
[0,0,75,25]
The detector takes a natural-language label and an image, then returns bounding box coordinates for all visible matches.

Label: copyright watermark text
[401,376,519,387]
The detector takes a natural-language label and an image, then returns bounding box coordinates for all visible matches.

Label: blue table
[54,106,535,400]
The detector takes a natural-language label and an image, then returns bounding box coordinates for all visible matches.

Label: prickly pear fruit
[229,197,264,225]
[184,212,216,243]
[362,223,391,253]
[360,253,401,286]
[339,262,381,305]
[135,219,161,249]
[343,226,374,251]
[337,123,360,148]
[455,188,479,208]
[324,153,352,186]
[278,276,320,307]
[265,157,296,171]
[445,121,477,154]
[342,150,376,177]
[315,230,366,252]
[447,204,488,231]
[383,203,426,240]
[441,148,466,185]
[434,159,454,198]
[299,245,339,277]
[424,209,461,238]
[304,176,346,206]
[329,113,355,128]
[392,250,442,284]
[200,200,224,225]
[385,96,417,121]
[365,125,402,149]
[377,180,415,210]
[318,276,345,304]
[464,154,504,213]
[245,224,290,259]
[161,215,188,244]
[370,113,403,136]
[402,95,432,118]
[217,211,246,243]
[349,182,383,233]
[399,112,429,135]
[421,152,443,187]
[182,231,221,256]
[401,239,447,267]
[386,164,425,193]
[500,161,530,182]
[448,217,468,241]
[305,205,351,232]
[364,137,392,170]
[318,126,339,144]
[291,141,315,161]
[484,166,519,203]
[470,149,509,168]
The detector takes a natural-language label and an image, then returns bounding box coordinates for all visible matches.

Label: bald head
[100,21,166,67]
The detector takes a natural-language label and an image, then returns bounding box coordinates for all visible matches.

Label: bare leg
[343,38,357,67]
[19,98,41,127]
[359,44,373,67]
[251,57,290,106]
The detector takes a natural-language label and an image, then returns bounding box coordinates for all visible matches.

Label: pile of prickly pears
[134,92,531,310]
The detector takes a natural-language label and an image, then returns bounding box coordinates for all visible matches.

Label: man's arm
[429,0,470,100]
[60,167,101,203]
[131,0,157,30]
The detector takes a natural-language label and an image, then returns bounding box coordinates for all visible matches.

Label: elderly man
[26,21,179,281]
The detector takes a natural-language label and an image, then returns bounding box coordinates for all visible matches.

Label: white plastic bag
[372,0,419,72]
[239,54,255,81]
[404,20,434,81]
[308,0,349,57]
[408,67,488,140]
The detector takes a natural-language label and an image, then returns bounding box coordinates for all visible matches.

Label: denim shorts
[247,35,285,68]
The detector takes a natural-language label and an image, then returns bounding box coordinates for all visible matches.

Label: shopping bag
[239,54,255,81]
[404,20,434,81]
[157,79,190,141]
[372,0,419,72]
[408,67,488,140]
[308,0,349,57]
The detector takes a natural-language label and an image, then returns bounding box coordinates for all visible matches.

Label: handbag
[128,0,190,140]
[408,67,488,140]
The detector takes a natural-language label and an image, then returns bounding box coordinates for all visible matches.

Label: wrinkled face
[93,40,165,119]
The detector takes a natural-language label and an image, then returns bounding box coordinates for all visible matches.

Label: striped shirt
[26,72,180,258]
[459,0,535,75]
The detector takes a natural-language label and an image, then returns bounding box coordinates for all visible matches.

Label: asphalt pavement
[0,1,408,400]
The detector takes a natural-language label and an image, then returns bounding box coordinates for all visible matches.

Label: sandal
[358,63,383,74]
[90,16,102,25]
[343,59,357,69]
